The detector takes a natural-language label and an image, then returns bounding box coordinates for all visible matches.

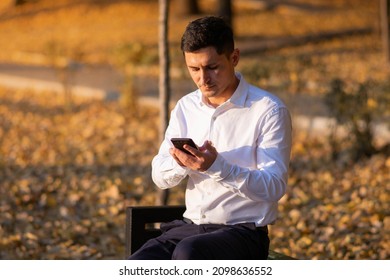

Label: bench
[125,205,295,260]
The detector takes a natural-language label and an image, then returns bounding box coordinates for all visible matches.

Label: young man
[129,16,292,260]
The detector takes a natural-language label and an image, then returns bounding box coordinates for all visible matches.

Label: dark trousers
[128,219,270,260]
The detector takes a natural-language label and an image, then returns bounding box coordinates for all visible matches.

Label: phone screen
[171,138,198,155]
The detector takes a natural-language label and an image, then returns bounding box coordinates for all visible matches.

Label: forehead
[184,47,228,66]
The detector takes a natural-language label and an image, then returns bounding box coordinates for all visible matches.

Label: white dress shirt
[152,73,292,226]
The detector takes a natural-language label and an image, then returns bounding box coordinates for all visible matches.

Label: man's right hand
[170,140,218,172]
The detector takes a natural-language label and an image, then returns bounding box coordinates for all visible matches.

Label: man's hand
[170,140,217,172]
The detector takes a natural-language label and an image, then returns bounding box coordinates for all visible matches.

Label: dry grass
[0,0,383,63]
[0,0,387,96]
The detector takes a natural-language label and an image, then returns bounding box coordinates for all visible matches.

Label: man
[129,16,292,260]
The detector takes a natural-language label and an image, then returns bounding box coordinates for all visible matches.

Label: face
[184,46,240,106]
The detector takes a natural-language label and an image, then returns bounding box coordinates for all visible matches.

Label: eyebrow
[188,63,219,69]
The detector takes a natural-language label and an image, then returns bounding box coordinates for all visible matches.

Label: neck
[206,96,228,108]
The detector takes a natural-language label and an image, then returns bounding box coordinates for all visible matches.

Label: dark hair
[180,16,234,55]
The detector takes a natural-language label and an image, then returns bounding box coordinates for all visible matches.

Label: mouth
[202,85,215,90]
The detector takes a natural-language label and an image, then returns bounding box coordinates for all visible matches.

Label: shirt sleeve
[203,107,292,202]
[151,103,190,189]
[151,144,189,189]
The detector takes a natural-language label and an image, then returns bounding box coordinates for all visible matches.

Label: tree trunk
[218,0,233,27]
[380,0,390,64]
[175,0,200,16]
[14,0,27,5]
[156,0,171,205]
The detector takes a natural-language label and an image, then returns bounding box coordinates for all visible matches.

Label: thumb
[199,140,213,151]
[205,140,217,153]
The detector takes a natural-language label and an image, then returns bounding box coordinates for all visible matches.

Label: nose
[199,69,210,86]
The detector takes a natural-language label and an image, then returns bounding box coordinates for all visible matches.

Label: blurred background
[0,0,389,260]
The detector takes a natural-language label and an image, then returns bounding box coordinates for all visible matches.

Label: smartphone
[171,138,198,155]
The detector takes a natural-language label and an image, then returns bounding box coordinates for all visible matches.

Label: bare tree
[380,0,390,63]
[14,0,27,5]
[175,0,200,16]
[217,0,233,27]
[156,0,171,205]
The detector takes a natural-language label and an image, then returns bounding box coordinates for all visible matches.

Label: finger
[198,140,209,151]
[170,148,185,166]
[204,141,216,153]
[183,144,201,157]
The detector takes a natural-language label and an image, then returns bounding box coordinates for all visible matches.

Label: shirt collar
[229,72,249,108]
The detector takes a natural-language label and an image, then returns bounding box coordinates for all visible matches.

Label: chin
[202,88,218,96]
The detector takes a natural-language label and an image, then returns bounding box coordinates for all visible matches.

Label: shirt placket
[199,105,228,224]
[208,104,228,142]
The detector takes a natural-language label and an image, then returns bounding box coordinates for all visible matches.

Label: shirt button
[202,215,206,219]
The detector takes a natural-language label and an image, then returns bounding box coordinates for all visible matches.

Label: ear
[231,48,240,66]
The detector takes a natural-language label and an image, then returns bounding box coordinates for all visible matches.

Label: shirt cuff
[171,157,190,175]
